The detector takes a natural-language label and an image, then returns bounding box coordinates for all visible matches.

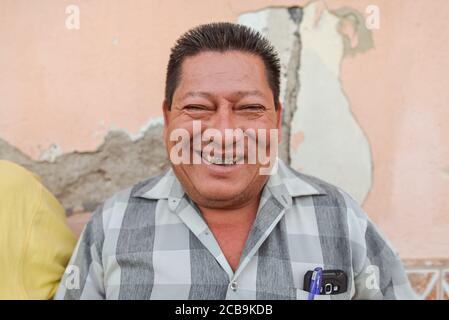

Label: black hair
[165,22,281,109]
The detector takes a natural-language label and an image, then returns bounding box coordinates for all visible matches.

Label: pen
[308,267,323,300]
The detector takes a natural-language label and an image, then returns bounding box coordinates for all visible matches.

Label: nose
[204,103,240,151]
[209,103,236,135]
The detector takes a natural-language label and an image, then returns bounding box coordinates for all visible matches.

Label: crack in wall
[282,6,303,164]
[238,6,304,164]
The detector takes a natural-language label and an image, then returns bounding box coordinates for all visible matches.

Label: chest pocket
[291,263,354,300]
[295,288,351,300]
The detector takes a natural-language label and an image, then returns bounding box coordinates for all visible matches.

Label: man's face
[163,51,281,209]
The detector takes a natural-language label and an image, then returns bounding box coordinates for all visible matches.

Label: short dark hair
[165,22,281,109]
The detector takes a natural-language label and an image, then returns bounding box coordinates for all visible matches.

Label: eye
[238,104,265,111]
[183,104,209,111]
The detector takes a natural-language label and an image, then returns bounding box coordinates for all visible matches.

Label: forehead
[174,51,272,100]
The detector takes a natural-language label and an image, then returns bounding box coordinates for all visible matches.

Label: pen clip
[308,267,323,300]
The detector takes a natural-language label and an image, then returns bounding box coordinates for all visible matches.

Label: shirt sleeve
[23,182,78,299]
[352,220,417,299]
[342,192,417,300]
[54,206,106,300]
[0,160,77,300]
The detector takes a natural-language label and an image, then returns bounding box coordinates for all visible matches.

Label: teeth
[203,154,242,165]
[224,158,234,165]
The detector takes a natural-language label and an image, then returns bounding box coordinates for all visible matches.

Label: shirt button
[230,281,238,291]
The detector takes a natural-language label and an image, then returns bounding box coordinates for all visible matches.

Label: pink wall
[334,0,449,260]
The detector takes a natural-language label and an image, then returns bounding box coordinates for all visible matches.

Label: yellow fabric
[0,160,76,299]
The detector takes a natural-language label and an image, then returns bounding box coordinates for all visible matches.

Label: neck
[198,193,261,227]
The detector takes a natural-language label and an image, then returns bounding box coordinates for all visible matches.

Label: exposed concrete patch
[108,116,165,142]
[39,143,63,162]
[0,123,169,213]
[129,117,165,141]
[238,6,303,163]
[290,2,373,204]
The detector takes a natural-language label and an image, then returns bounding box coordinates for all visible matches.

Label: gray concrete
[0,125,169,213]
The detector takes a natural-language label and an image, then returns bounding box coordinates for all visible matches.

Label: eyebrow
[181,90,265,100]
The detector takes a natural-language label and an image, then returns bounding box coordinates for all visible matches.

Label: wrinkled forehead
[174,51,273,102]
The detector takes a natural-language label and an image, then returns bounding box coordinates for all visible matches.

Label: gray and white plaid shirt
[56,159,416,300]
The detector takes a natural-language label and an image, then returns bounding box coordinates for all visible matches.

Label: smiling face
[163,51,282,210]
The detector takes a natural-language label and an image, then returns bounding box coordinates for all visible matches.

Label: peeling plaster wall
[0,125,168,212]
[290,3,372,204]
[0,0,301,159]
[240,4,372,204]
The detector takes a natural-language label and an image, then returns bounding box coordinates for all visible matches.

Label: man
[0,160,76,299]
[56,23,416,299]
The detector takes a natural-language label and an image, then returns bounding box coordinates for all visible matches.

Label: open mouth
[194,150,244,166]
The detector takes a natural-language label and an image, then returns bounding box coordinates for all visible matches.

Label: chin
[196,184,245,202]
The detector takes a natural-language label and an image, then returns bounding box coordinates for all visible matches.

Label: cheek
[240,114,279,130]
[165,123,193,144]
[163,127,169,145]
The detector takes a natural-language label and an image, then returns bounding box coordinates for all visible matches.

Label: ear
[275,102,283,143]
[162,99,170,124]
[162,100,170,141]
